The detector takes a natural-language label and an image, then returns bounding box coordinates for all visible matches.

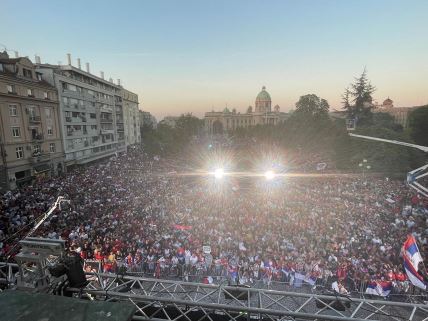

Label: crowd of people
[1,146,427,297]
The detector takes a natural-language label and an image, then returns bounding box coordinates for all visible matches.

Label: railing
[28,152,50,163]
[31,133,44,141]
[1,260,428,320]
[29,115,41,123]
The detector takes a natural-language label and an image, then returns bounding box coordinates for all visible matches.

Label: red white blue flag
[402,235,426,290]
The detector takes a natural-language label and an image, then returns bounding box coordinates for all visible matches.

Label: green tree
[408,105,428,146]
[343,68,376,125]
[295,94,329,118]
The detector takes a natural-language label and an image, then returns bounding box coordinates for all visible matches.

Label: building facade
[373,98,419,128]
[122,88,141,146]
[0,52,64,191]
[36,56,131,167]
[204,86,289,134]
[139,111,157,129]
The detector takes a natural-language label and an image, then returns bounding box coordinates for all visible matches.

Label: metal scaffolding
[1,262,428,320]
[74,272,428,321]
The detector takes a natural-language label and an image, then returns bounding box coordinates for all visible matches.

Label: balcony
[29,115,41,123]
[31,133,44,141]
[29,152,50,164]
[65,116,72,122]
[101,129,114,134]
[100,118,113,123]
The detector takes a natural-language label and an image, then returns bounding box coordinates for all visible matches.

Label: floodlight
[214,168,224,179]
[264,170,275,180]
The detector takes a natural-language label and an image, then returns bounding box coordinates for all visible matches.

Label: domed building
[204,86,289,134]
[255,86,271,113]
[373,97,419,128]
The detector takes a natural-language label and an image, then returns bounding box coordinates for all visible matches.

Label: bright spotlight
[264,170,275,180]
[214,168,224,179]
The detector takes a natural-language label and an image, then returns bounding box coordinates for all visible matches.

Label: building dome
[383,97,393,108]
[256,86,271,102]
[255,86,272,113]
[223,107,230,113]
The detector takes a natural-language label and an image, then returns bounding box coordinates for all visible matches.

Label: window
[45,107,52,119]
[16,147,24,159]
[36,73,42,81]
[27,88,34,96]
[12,127,20,137]
[33,145,41,155]
[0,63,3,72]
[49,143,56,153]
[23,68,32,78]
[62,96,68,104]
[9,105,17,116]
[90,113,96,119]
[44,91,49,99]
[27,106,36,117]
[68,84,77,91]
[47,127,53,135]
[7,84,15,94]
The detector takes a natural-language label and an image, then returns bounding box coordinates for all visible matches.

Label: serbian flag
[365,281,392,297]
[228,266,238,279]
[304,274,317,286]
[173,224,192,231]
[403,255,427,290]
[403,235,423,271]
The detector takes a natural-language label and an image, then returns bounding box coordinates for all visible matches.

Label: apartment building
[0,51,63,191]
[122,88,141,146]
[36,55,124,167]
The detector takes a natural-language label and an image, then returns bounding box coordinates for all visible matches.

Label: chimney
[117,79,121,86]
[100,71,104,79]
[35,55,41,64]
[14,51,19,58]
[86,62,90,73]
[67,53,71,65]
[77,58,81,69]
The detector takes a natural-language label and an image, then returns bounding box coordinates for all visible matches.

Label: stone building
[139,110,157,129]
[373,98,419,128]
[122,88,141,146]
[204,86,289,134]
[36,54,137,168]
[0,51,63,191]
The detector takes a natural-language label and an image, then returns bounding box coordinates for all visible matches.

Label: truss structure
[71,272,428,321]
[1,263,428,320]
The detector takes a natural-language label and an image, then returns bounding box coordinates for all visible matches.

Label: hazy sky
[1,0,427,120]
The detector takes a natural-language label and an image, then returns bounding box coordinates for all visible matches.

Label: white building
[36,54,137,167]
[122,88,141,146]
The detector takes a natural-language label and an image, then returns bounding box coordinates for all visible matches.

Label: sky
[1,0,427,120]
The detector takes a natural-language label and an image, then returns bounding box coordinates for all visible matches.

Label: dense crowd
[1,146,427,295]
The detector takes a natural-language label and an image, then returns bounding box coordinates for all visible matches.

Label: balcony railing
[29,152,50,164]
[29,115,41,123]
[100,118,113,123]
[31,133,44,141]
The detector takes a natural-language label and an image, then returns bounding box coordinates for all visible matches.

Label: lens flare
[264,170,275,180]
[214,168,224,179]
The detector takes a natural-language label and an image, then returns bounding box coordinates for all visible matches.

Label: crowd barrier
[82,259,427,301]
